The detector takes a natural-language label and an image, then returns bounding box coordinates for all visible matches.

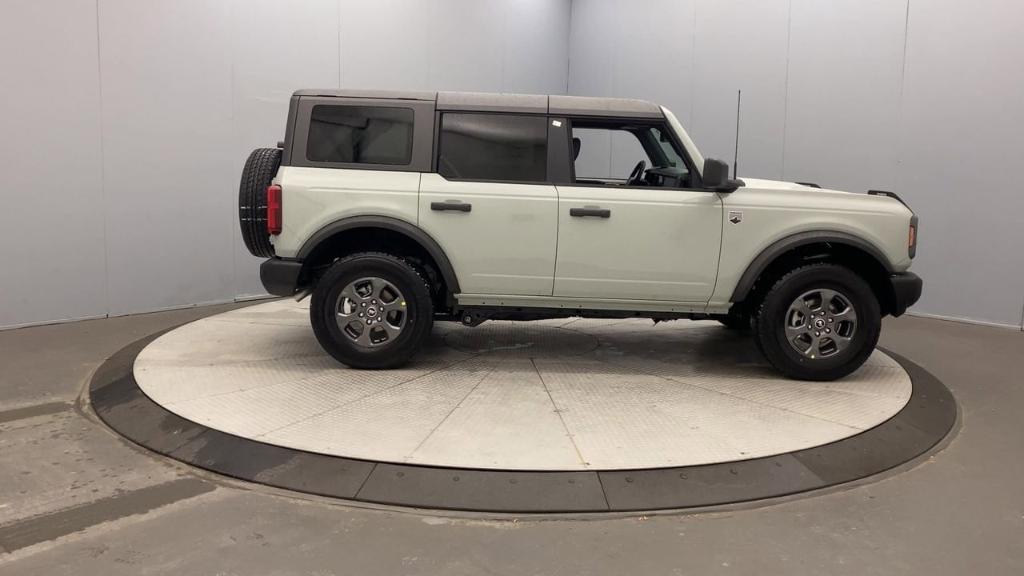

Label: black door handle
[570,207,611,218]
[431,201,472,213]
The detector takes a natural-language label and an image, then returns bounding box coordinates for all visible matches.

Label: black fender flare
[297,215,461,294]
[730,231,894,302]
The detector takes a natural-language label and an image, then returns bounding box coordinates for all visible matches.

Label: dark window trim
[433,110,551,185]
[290,96,434,173]
[430,110,442,173]
[434,176,557,187]
[547,116,573,185]
[281,94,301,166]
[554,181,719,194]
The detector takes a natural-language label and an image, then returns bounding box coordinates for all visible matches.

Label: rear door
[418,112,558,296]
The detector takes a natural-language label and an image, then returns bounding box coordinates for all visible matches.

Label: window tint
[438,113,547,182]
[306,105,414,165]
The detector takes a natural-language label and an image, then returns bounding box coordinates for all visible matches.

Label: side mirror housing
[703,158,743,192]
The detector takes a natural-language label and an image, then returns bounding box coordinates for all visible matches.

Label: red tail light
[267,184,282,235]
[908,215,918,258]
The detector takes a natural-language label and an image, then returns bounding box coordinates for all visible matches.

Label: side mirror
[703,158,743,192]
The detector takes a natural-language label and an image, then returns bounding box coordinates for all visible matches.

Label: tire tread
[238,147,282,258]
[309,252,434,369]
[753,262,880,381]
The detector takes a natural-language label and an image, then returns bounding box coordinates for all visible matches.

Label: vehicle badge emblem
[728,211,743,224]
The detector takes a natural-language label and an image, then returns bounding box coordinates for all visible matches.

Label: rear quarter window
[306,105,414,165]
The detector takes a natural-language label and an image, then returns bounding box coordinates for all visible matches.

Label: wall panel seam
[336,0,342,87]
[95,0,112,321]
[779,0,793,179]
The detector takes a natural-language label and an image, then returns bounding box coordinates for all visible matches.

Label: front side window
[437,113,547,182]
[571,121,691,188]
[306,105,414,165]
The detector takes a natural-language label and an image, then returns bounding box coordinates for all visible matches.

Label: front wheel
[310,253,434,369]
[753,264,880,381]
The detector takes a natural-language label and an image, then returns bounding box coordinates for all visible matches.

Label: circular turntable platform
[90,299,956,513]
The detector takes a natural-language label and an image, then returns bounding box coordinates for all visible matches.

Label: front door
[553,120,722,302]
[418,112,557,296]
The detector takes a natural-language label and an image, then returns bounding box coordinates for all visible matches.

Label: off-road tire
[753,263,880,381]
[310,252,434,369]
[238,147,282,258]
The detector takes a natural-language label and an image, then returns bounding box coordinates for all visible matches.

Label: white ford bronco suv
[239,89,921,381]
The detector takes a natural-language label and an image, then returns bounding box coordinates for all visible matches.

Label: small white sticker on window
[552,120,562,127]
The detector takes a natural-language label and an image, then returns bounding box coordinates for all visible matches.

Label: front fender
[727,230,894,302]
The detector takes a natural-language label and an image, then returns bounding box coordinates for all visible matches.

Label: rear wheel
[753,263,880,381]
[310,253,434,369]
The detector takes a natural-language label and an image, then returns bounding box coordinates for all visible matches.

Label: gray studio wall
[4,0,1022,330]
[569,0,1024,329]
[0,0,571,329]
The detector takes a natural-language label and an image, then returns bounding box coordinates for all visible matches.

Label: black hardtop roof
[292,89,663,119]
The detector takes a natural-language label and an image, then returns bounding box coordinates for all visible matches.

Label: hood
[739,178,851,195]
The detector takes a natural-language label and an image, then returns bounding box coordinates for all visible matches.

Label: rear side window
[437,113,547,182]
[306,105,414,165]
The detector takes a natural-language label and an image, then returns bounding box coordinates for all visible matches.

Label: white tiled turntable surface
[134,299,911,471]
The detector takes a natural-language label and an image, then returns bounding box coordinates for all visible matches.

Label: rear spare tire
[238,147,282,258]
